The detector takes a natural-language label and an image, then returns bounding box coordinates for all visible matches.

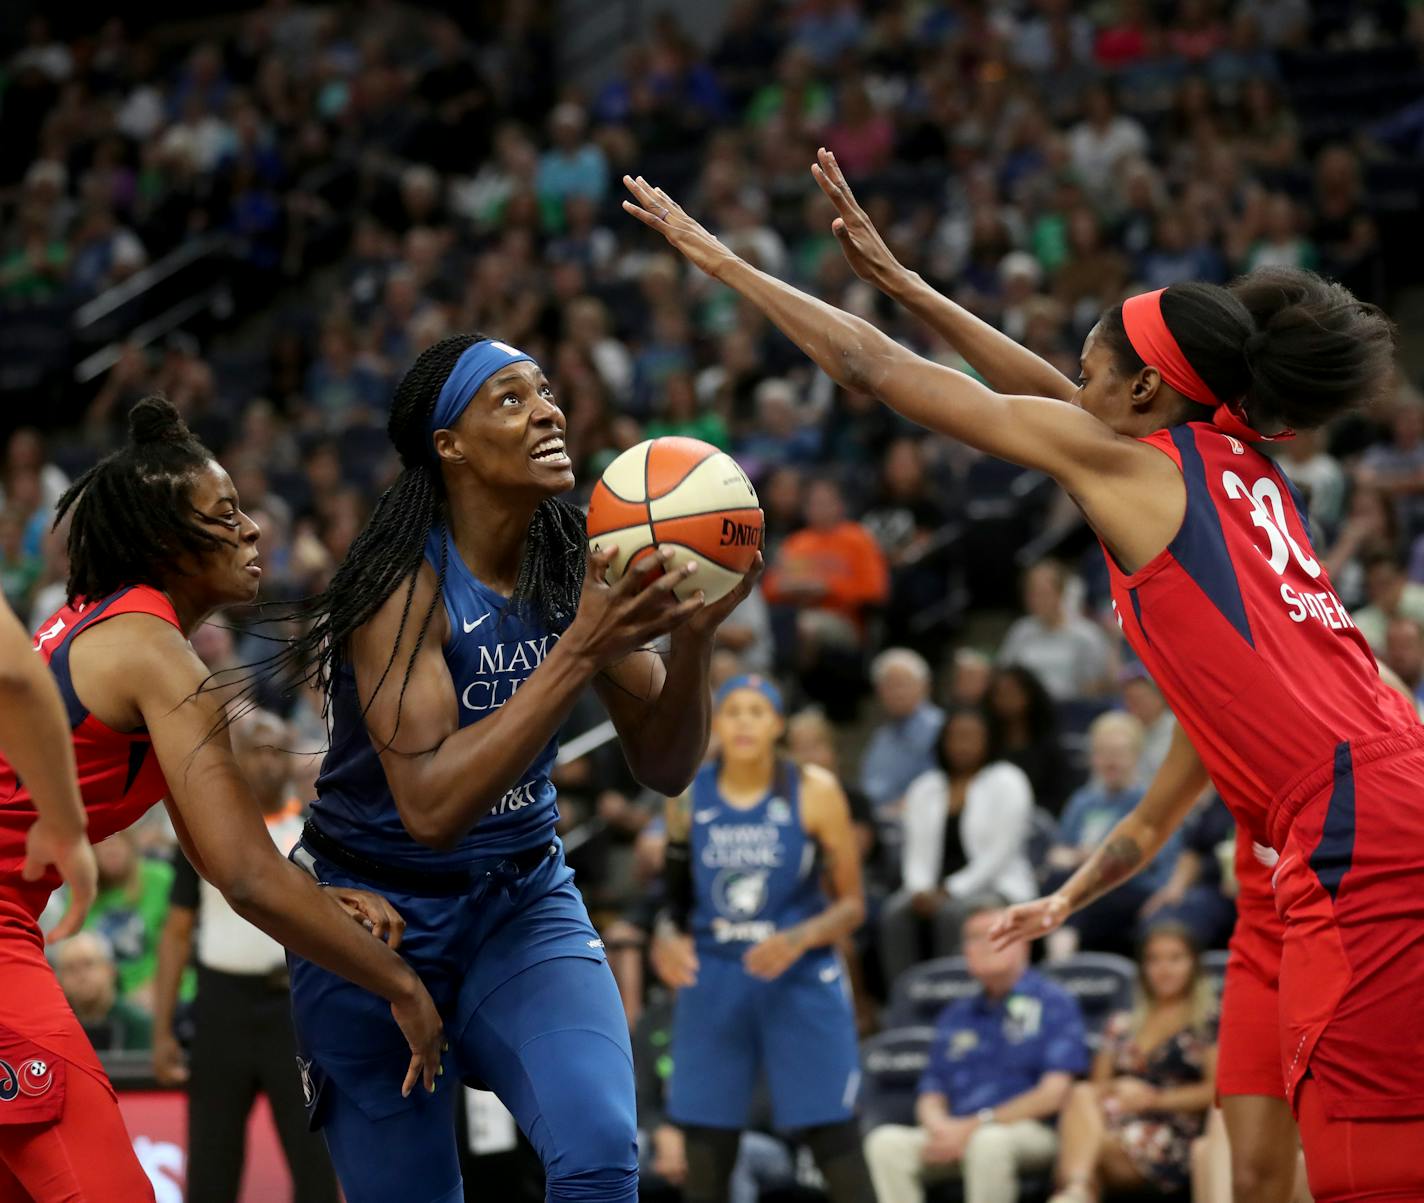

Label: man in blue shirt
[864,897,1088,1203]
[858,648,944,822]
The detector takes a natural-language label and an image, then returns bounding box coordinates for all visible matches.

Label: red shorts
[1269,728,1424,1122]
[1216,838,1287,1100]
[0,897,153,1202]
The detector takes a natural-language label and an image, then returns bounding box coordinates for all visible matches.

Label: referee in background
[152,709,339,1202]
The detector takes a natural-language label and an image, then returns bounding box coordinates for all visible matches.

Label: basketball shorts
[1216,865,1286,1101]
[666,948,860,1131]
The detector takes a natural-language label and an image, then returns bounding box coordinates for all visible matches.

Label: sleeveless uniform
[1103,420,1424,1131]
[666,760,860,1131]
[0,585,178,1202]
[287,528,636,1203]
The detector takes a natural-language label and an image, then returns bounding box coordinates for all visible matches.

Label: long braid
[230,333,588,741]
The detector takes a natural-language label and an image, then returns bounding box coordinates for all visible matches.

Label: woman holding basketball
[0,399,443,1202]
[623,164,1422,1200]
[809,168,1372,1203]
[650,673,871,1203]
[256,333,758,1203]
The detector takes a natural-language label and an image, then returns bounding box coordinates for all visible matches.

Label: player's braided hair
[55,397,226,603]
[245,333,587,732]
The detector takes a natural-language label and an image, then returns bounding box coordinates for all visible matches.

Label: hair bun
[127,396,192,446]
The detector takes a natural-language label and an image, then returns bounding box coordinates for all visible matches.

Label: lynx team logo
[713,868,767,919]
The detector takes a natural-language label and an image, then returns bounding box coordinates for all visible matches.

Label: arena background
[3,1,1424,1199]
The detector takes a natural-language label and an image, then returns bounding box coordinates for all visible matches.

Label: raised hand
[621,175,735,280]
[683,549,764,641]
[987,893,1071,950]
[811,147,906,292]
[566,544,706,669]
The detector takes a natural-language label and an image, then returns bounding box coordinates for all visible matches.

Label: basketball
[586,437,763,604]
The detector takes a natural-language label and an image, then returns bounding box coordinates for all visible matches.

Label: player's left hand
[622,175,736,279]
[743,928,805,981]
[330,887,407,949]
[24,818,98,944]
[681,550,764,641]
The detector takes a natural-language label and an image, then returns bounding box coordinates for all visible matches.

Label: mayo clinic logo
[712,868,768,919]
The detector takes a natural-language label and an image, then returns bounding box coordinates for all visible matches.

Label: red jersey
[0,585,177,920]
[1104,422,1416,847]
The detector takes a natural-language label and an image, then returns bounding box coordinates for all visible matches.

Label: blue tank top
[689,759,826,958]
[311,526,562,869]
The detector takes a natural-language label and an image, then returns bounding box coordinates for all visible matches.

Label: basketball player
[651,674,871,1203]
[0,398,442,1202]
[801,160,1343,1203]
[623,167,1422,1200]
[251,334,759,1203]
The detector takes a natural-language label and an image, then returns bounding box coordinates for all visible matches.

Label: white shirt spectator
[1068,117,1148,190]
[900,762,1037,904]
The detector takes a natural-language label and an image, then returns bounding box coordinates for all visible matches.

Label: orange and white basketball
[586,437,763,604]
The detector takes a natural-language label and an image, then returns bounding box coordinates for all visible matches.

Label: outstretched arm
[621,175,1182,574]
[811,148,1076,402]
[989,722,1209,949]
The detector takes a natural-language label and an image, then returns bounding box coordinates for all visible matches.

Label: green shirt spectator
[54,931,155,1052]
[85,831,174,1002]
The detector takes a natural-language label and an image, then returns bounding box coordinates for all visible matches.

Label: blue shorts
[288,839,637,1203]
[666,949,861,1131]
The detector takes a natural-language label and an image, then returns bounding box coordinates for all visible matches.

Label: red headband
[1120,289,1291,443]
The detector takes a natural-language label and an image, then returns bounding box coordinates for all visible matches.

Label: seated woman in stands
[1048,922,1217,1203]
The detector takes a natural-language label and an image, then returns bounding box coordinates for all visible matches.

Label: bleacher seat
[1042,952,1136,1047]
[885,957,977,1028]
[858,1026,937,1132]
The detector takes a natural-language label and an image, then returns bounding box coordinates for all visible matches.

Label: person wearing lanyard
[152,710,339,1203]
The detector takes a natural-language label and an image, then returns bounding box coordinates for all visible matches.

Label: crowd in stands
[6,0,1424,1197]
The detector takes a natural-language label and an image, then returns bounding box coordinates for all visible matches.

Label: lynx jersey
[312,526,563,868]
[0,586,176,913]
[688,759,826,957]
[1103,421,1416,846]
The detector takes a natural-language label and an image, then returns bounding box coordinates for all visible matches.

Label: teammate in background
[804,175,1387,1203]
[0,399,441,1202]
[651,674,872,1203]
[254,334,757,1203]
[624,158,1422,1201]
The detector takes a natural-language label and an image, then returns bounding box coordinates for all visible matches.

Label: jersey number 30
[1221,471,1321,579]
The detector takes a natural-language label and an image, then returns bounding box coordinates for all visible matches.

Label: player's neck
[719,754,776,802]
[444,477,538,595]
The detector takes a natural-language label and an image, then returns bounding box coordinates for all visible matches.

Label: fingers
[386,910,406,950]
[587,543,617,585]
[402,1054,420,1098]
[46,898,86,945]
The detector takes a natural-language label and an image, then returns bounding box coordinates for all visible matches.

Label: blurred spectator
[1357,402,1424,536]
[1139,794,1237,951]
[881,709,1036,984]
[1383,618,1424,714]
[1045,713,1183,959]
[1353,550,1424,653]
[1119,665,1174,781]
[858,648,944,822]
[999,561,1112,701]
[1048,925,1216,1202]
[1311,145,1383,304]
[84,828,172,1011]
[53,931,152,1053]
[1068,84,1147,201]
[1325,485,1400,608]
[987,667,1071,816]
[537,102,608,216]
[1275,428,1346,536]
[764,478,889,716]
[949,648,993,708]
[864,898,1088,1203]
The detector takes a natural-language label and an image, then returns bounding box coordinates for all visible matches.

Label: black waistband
[300,819,556,897]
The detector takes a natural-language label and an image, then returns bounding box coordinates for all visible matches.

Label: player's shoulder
[797,762,849,823]
[358,560,447,651]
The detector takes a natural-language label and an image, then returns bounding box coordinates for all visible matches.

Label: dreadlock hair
[56,397,225,603]
[243,333,588,735]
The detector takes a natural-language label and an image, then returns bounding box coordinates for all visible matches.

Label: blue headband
[429,338,535,450]
[713,674,785,715]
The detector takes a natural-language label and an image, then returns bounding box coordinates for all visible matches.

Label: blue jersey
[311,526,562,869]
[688,759,824,957]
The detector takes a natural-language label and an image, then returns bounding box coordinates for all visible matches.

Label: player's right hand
[811,147,906,292]
[389,978,446,1098]
[988,893,1071,951]
[567,544,706,668]
[23,818,98,944]
[650,925,700,990]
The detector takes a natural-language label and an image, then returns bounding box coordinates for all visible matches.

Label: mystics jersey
[312,526,562,869]
[0,586,176,918]
[1104,421,1416,845]
[688,759,825,958]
